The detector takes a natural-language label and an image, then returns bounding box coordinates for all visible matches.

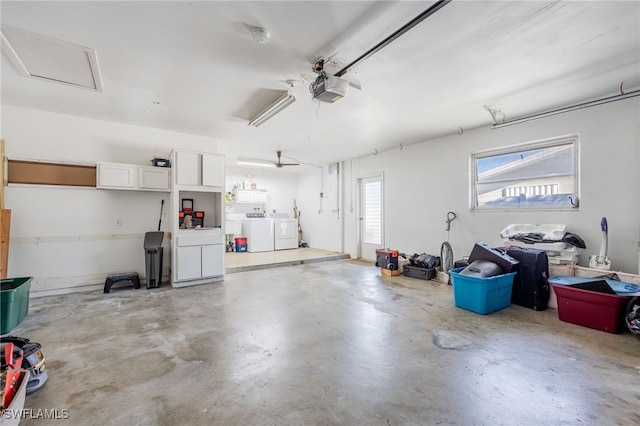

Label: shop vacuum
[1,335,48,394]
[144,200,165,289]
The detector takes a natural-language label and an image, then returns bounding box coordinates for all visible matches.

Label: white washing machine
[243,213,274,252]
[270,214,299,250]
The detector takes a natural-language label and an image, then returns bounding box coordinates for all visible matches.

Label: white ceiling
[2,1,639,170]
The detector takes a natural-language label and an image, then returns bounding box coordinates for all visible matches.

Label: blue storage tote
[449,267,516,314]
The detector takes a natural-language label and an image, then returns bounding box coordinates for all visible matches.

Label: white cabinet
[175,151,224,187]
[173,231,224,285]
[201,244,224,277]
[175,151,200,186]
[235,189,253,203]
[138,166,170,191]
[176,246,202,281]
[96,162,169,192]
[202,153,225,187]
[253,190,268,203]
[235,189,268,203]
[97,163,136,189]
[170,149,226,288]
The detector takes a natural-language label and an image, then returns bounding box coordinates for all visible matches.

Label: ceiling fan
[236,151,299,168]
[274,150,299,168]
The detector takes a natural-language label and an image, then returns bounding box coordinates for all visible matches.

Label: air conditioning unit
[312,75,348,103]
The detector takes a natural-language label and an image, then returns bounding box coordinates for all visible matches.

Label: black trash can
[144,231,164,289]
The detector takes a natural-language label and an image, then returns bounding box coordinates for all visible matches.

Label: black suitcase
[505,246,550,311]
[468,241,520,273]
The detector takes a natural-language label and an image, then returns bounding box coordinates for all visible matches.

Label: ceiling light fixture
[248,92,296,127]
[236,159,276,168]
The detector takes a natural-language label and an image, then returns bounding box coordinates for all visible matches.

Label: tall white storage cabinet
[170,150,225,287]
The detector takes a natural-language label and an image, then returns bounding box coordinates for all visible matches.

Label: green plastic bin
[1,277,33,334]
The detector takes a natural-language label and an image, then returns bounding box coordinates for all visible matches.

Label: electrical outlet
[115,218,122,226]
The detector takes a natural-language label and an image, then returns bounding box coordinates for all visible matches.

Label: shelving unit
[170,149,225,287]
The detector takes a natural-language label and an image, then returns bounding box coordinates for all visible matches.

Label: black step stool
[104,272,141,293]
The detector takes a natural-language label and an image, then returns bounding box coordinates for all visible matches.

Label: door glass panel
[363,180,382,245]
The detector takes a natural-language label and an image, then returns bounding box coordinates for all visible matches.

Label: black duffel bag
[409,253,441,269]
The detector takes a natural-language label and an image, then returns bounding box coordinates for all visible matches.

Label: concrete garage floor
[13,260,640,425]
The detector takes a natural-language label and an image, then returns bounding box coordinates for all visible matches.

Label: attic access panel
[1,26,103,91]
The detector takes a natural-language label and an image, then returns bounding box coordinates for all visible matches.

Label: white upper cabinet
[202,153,225,187]
[175,151,201,186]
[97,162,170,192]
[97,163,136,189]
[138,166,170,191]
[235,189,268,203]
[252,190,268,203]
[175,151,224,188]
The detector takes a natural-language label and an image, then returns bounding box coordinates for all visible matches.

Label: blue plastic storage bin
[449,267,516,314]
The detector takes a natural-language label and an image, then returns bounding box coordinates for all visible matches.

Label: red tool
[2,342,23,409]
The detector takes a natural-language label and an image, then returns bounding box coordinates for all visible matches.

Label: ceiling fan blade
[346,79,362,91]
[301,72,317,83]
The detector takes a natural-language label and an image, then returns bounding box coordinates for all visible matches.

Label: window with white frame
[471,135,579,210]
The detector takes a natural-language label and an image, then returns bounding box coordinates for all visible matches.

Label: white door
[201,244,224,277]
[176,246,202,281]
[275,219,299,250]
[359,175,383,261]
[175,151,200,186]
[202,153,225,187]
[138,166,169,191]
[96,163,136,189]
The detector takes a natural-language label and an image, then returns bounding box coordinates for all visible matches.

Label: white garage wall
[297,164,342,252]
[225,166,299,217]
[302,97,640,274]
[2,106,220,295]
[2,96,638,295]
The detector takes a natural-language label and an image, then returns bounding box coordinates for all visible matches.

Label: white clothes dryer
[270,214,298,250]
